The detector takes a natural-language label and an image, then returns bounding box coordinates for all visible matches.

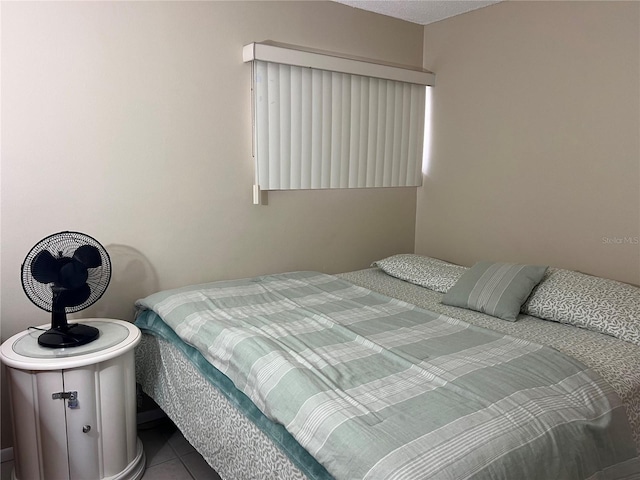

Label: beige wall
[0,1,423,450]
[417,1,640,286]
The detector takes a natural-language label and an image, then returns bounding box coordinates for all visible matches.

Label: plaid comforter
[136,271,640,479]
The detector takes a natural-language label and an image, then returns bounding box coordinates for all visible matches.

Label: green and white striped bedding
[135,271,640,479]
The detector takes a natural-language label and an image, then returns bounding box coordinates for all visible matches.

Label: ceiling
[334,0,502,25]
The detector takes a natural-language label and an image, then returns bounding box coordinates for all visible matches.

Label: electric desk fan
[21,231,112,348]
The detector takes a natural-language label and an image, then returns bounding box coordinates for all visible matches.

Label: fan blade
[73,245,102,268]
[58,284,91,308]
[31,250,61,284]
[58,260,89,289]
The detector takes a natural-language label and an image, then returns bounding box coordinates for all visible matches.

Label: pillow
[372,254,467,293]
[522,268,640,345]
[442,261,548,321]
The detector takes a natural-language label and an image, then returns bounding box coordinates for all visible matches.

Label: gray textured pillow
[442,261,548,321]
[522,269,640,345]
[372,254,467,293]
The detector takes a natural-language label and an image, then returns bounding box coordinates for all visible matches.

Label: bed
[134,255,640,479]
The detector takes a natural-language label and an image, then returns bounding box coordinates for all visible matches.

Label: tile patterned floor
[139,417,222,480]
[1,417,222,480]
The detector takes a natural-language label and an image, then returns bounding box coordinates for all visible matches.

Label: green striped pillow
[442,262,548,321]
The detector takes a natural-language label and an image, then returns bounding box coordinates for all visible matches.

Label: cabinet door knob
[82,425,91,433]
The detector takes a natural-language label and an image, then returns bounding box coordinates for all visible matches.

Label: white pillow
[522,268,640,345]
[372,254,467,294]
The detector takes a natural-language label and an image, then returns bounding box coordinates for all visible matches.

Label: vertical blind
[246,43,434,192]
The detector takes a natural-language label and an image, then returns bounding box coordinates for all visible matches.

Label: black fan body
[21,232,112,348]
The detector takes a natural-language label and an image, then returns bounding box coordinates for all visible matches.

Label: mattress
[341,268,640,450]
[134,267,640,479]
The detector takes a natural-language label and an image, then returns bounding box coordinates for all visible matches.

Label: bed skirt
[135,334,312,480]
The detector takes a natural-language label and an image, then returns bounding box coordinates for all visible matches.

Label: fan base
[37,323,100,348]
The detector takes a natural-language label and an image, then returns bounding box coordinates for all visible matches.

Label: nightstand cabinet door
[66,349,138,477]
[7,369,70,479]
[63,366,100,480]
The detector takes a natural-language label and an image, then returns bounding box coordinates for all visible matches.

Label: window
[244,42,435,197]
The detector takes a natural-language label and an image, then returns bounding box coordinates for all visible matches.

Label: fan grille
[21,231,112,313]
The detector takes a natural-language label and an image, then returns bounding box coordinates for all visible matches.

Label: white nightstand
[0,319,146,480]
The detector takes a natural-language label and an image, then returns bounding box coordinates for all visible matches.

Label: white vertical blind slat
[366,78,378,187]
[290,67,302,188]
[310,69,323,189]
[330,74,343,188]
[300,68,312,189]
[398,84,411,185]
[266,62,280,188]
[279,65,291,189]
[253,60,424,191]
[255,61,269,187]
[339,75,351,188]
[383,82,397,186]
[348,75,361,188]
[390,82,404,186]
[321,70,332,188]
[374,80,386,187]
[357,78,369,188]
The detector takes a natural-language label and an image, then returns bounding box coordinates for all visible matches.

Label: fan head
[21,231,112,348]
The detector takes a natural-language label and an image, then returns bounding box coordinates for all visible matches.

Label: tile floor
[138,417,222,480]
[1,416,222,480]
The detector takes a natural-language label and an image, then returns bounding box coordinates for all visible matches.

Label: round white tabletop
[0,318,141,370]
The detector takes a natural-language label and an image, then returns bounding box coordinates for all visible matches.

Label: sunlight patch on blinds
[253,60,426,190]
